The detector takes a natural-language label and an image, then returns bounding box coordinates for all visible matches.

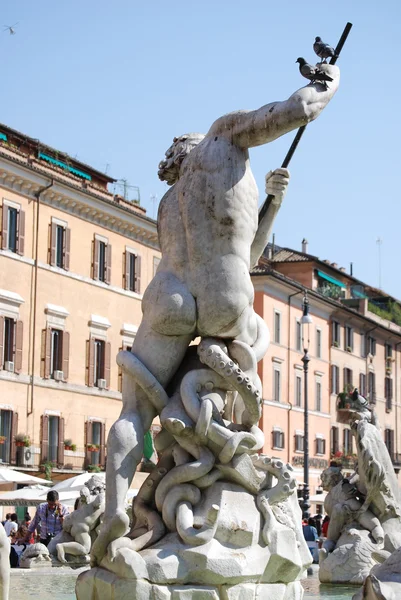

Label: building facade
[0,124,160,479]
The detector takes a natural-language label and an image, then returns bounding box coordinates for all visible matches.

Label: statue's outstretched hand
[265,168,290,206]
[293,64,340,122]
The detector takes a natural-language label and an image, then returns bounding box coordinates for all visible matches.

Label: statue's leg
[359,511,384,544]
[57,537,90,562]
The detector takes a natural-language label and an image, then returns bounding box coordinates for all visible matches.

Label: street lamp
[301,292,312,519]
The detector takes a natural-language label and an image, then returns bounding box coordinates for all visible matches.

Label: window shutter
[0,316,4,369]
[62,331,70,381]
[64,227,71,271]
[10,411,18,465]
[100,422,106,466]
[336,366,340,394]
[106,244,112,284]
[105,342,111,389]
[85,421,92,466]
[14,320,23,374]
[118,345,123,392]
[41,414,49,463]
[135,255,141,293]
[50,222,57,266]
[124,251,130,290]
[58,417,65,466]
[1,205,8,250]
[17,210,25,255]
[88,338,95,387]
[93,239,99,280]
[44,327,51,379]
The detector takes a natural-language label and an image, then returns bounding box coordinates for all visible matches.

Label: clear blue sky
[2,1,401,297]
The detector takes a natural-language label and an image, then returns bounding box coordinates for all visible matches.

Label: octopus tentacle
[116,350,168,412]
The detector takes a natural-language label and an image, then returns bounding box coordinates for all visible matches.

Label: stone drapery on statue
[319,393,401,588]
[76,63,340,600]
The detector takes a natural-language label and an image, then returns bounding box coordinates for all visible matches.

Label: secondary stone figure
[90,62,340,571]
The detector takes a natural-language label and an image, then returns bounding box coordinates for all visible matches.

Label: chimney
[331,263,338,269]
[350,262,353,276]
[339,267,346,272]
[302,238,308,254]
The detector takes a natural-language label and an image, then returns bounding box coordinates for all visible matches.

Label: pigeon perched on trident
[296,57,333,84]
[313,36,336,63]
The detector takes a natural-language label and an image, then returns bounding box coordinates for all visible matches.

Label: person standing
[26,490,69,546]
[4,514,17,538]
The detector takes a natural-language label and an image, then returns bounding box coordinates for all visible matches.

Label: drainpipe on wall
[287,290,303,464]
[28,178,54,417]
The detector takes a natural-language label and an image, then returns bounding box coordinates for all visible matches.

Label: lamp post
[301,292,313,519]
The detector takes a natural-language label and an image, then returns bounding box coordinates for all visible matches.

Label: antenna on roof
[150,194,158,219]
[376,237,382,289]
[104,163,110,175]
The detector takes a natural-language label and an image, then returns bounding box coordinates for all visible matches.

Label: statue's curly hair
[158,133,205,185]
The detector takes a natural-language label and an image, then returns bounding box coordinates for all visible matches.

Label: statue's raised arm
[208,64,340,149]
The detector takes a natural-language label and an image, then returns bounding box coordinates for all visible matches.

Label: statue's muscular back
[157,134,259,343]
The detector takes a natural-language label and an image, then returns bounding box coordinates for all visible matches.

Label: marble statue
[48,475,105,565]
[76,62,340,600]
[0,516,9,599]
[19,543,51,569]
[319,392,401,586]
[353,547,401,600]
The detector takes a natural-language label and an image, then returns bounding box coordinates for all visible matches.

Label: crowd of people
[1,491,69,567]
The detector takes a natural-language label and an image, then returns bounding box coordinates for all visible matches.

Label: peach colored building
[0,124,160,488]
[252,242,401,511]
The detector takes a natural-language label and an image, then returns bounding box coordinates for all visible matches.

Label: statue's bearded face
[158,133,205,185]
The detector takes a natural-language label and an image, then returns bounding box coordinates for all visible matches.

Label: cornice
[0,153,160,251]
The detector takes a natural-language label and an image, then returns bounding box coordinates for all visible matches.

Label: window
[124,250,142,293]
[87,337,111,389]
[41,327,69,381]
[385,377,393,411]
[274,311,281,344]
[1,203,24,255]
[331,365,340,395]
[0,316,23,373]
[367,336,376,356]
[40,414,65,466]
[296,319,302,352]
[385,429,394,461]
[50,221,70,270]
[360,333,366,357]
[315,380,322,411]
[272,428,284,450]
[295,433,304,452]
[85,420,106,467]
[273,368,281,402]
[93,236,111,283]
[332,321,341,347]
[316,437,326,455]
[0,410,12,464]
[368,372,376,403]
[343,368,353,391]
[316,328,322,359]
[330,426,339,455]
[343,429,353,455]
[385,344,393,359]
[345,326,353,352]
[295,374,302,407]
[359,373,366,397]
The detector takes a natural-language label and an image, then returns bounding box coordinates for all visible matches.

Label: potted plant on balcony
[330,450,343,467]
[87,443,100,452]
[87,464,102,473]
[15,433,31,448]
[64,439,76,451]
[39,460,56,480]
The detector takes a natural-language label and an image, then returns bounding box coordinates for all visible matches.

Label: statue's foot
[57,545,67,564]
[90,510,130,567]
[371,525,384,545]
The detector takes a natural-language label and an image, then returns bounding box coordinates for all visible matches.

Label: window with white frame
[272,427,284,450]
[1,200,25,255]
[93,235,111,284]
[295,319,302,352]
[315,434,326,455]
[367,336,376,356]
[332,321,341,347]
[295,431,304,452]
[330,426,339,455]
[360,332,366,357]
[273,367,281,402]
[345,326,353,352]
[331,365,339,395]
[359,373,366,397]
[274,311,281,344]
[343,428,353,455]
[344,367,353,391]
[124,248,142,293]
[316,328,322,359]
[50,218,70,270]
[315,379,322,411]
[295,374,302,407]
[0,316,23,373]
[385,428,394,460]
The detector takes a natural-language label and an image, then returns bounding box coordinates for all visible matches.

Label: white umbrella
[0,468,52,486]
[0,484,50,506]
[309,492,327,503]
[51,471,105,493]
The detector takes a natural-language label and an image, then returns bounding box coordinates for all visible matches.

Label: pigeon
[313,37,336,63]
[296,58,333,84]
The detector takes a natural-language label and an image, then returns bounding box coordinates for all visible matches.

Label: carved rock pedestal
[76,480,310,600]
[352,546,401,600]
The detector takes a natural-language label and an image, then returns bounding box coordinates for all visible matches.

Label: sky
[1,1,401,297]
